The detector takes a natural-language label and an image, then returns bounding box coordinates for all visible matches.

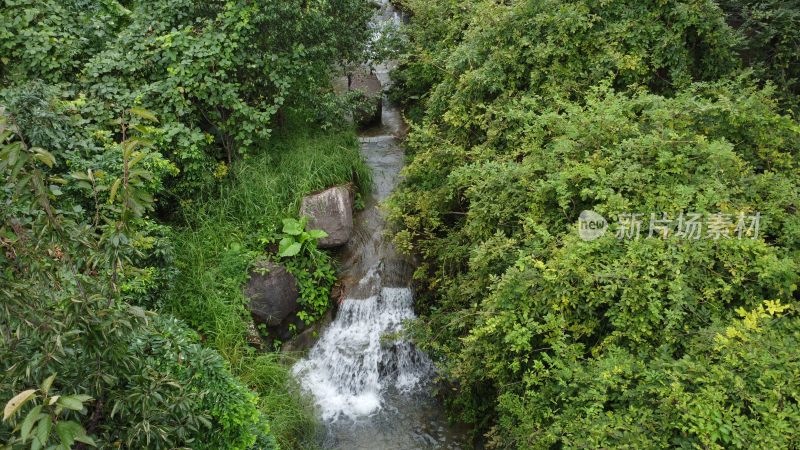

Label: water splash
[293,288,432,421]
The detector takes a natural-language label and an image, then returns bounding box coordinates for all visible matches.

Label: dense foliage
[1,0,375,448]
[0,110,266,449]
[389,0,800,448]
[1,0,373,196]
[718,0,800,112]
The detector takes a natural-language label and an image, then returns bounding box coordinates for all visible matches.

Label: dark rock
[282,307,336,353]
[349,69,382,94]
[300,185,354,248]
[350,71,383,128]
[333,69,383,128]
[244,261,299,327]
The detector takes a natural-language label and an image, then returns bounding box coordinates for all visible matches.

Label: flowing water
[291,2,468,448]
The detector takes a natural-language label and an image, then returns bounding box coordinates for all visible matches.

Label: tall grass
[165,118,370,448]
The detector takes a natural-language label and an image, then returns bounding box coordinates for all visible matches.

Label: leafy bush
[111,316,268,450]
[388,1,800,448]
[491,301,800,448]
[0,109,269,448]
[1,0,374,197]
[718,0,800,112]
[390,0,740,132]
[2,1,377,446]
[267,217,336,324]
[2,375,95,450]
[0,0,127,84]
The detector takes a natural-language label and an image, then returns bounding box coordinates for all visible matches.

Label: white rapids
[292,287,432,421]
[290,1,466,447]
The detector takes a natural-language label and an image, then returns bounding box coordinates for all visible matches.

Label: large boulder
[244,261,299,327]
[300,185,354,248]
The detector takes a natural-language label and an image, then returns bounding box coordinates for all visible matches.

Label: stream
[291,2,468,449]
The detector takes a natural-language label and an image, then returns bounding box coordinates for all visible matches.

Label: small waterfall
[292,288,432,421]
[291,1,466,447]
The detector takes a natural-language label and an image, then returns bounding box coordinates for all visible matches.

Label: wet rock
[349,70,383,128]
[245,320,265,350]
[300,185,354,248]
[333,68,383,128]
[244,261,299,327]
[281,307,336,353]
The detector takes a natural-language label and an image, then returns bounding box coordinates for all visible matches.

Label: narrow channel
[291,2,467,448]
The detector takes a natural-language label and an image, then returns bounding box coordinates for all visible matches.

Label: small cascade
[292,288,432,421]
[291,0,467,448]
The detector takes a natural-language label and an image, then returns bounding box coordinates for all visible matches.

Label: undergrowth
[165,115,370,448]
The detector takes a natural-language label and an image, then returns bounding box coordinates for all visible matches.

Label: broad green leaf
[282,218,303,236]
[129,151,146,168]
[128,107,158,123]
[40,374,56,394]
[307,229,328,240]
[75,433,97,447]
[56,396,85,411]
[279,242,302,258]
[20,405,42,443]
[31,148,55,168]
[3,389,36,420]
[278,237,294,255]
[197,415,212,428]
[10,151,29,179]
[55,421,83,447]
[70,171,89,181]
[34,414,51,449]
[108,178,121,204]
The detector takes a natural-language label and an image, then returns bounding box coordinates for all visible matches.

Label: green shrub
[111,316,268,450]
[1,1,377,449]
[391,0,740,138]
[1,0,374,196]
[718,0,800,112]
[0,109,271,449]
[388,1,800,447]
[264,217,337,325]
[492,302,800,449]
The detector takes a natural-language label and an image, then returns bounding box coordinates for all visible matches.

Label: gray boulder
[300,185,353,248]
[281,307,335,353]
[244,261,299,327]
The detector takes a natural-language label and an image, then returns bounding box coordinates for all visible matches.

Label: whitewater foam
[292,287,432,421]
